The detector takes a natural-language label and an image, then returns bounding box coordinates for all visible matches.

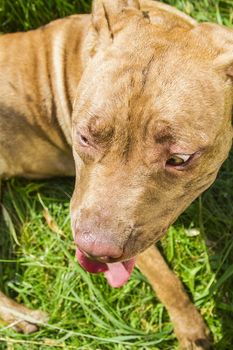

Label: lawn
[0,1,233,349]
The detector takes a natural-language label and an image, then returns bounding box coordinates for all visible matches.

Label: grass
[0,0,233,349]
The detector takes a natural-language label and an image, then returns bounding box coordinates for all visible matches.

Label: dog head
[70,0,233,286]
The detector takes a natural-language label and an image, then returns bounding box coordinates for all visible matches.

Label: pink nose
[75,231,123,259]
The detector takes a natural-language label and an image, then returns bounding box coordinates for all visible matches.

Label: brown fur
[0,1,233,348]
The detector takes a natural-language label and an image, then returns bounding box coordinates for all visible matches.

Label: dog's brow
[143,117,175,144]
[154,133,175,144]
[87,116,114,144]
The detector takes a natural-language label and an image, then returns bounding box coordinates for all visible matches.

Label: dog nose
[75,231,123,259]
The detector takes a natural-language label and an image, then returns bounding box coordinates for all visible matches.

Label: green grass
[0,0,233,349]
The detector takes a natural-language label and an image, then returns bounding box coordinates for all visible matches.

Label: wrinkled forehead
[74,35,228,144]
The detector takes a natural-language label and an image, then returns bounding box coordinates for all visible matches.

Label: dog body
[1,1,233,348]
[0,15,85,178]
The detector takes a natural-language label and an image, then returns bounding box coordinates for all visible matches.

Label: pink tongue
[104,259,135,288]
[76,248,135,288]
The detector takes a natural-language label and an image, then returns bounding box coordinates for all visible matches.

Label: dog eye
[166,154,192,167]
[78,133,89,147]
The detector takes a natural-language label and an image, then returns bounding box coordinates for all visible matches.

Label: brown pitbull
[1,0,233,348]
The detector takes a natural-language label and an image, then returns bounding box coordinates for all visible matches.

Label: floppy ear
[91,0,140,41]
[196,23,233,79]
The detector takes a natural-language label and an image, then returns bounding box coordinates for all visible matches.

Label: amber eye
[166,154,191,167]
[78,132,89,147]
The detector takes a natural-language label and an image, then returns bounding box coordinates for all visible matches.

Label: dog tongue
[104,259,135,288]
[76,248,135,288]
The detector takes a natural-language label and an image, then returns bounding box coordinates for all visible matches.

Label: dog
[0,0,233,348]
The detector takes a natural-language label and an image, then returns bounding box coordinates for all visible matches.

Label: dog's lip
[75,247,135,288]
[76,247,109,273]
[79,249,116,264]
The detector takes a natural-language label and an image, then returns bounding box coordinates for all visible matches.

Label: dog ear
[214,50,233,79]
[91,0,140,40]
[195,23,233,79]
[212,25,233,79]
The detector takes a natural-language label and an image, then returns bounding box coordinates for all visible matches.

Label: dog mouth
[76,248,135,288]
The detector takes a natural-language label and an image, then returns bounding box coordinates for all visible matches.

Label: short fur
[1,1,233,348]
